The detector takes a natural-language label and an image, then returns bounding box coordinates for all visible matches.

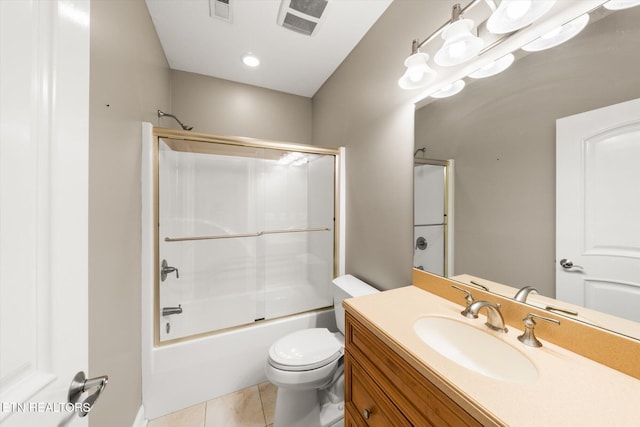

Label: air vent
[209,0,232,23]
[277,0,328,36]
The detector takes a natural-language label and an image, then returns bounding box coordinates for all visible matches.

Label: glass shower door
[157,139,336,342]
[158,140,263,341]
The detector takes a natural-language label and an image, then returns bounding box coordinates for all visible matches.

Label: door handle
[559,258,583,270]
[68,371,108,417]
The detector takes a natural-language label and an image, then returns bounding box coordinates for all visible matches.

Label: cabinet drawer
[346,355,412,427]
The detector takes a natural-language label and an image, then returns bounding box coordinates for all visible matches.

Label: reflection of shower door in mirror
[556,98,640,322]
[157,139,335,341]
[414,161,453,276]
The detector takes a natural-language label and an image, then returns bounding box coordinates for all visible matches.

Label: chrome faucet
[467,301,508,333]
[514,286,538,303]
[518,313,560,347]
[162,305,183,316]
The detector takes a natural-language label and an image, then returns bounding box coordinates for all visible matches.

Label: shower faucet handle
[161,259,179,282]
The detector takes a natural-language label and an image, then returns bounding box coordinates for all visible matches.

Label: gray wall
[89,0,171,426]
[312,1,454,290]
[171,70,312,144]
[415,9,640,297]
[88,4,314,425]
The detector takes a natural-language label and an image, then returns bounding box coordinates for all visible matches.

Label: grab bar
[164,227,331,242]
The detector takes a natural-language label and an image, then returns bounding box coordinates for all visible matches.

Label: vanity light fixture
[398,0,623,100]
[486,0,556,34]
[242,53,260,67]
[603,0,640,10]
[430,80,466,98]
[468,53,515,78]
[398,40,437,89]
[521,13,590,52]
[434,4,484,66]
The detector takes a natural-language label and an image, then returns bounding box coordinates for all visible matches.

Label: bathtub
[141,123,346,419]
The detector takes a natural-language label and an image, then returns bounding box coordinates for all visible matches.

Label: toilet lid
[269,328,343,371]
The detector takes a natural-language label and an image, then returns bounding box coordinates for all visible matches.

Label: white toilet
[265,274,379,427]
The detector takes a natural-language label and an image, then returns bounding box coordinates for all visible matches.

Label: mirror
[414,6,640,340]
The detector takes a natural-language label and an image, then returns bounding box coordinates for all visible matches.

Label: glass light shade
[468,53,515,78]
[430,80,465,98]
[522,14,589,52]
[603,0,640,9]
[398,52,437,90]
[434,19,484,67]
[487,0,557,34]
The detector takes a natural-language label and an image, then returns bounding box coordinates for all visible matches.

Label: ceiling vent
[277,0,328,36]
[209,0,232,23]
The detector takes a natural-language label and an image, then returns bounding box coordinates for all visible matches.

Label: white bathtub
[142,305,336,419]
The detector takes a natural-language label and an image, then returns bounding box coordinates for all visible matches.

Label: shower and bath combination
[157,110,193,131]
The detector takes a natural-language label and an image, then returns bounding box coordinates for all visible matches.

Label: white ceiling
[145,0,392,97]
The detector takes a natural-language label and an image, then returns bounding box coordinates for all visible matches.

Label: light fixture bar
[415,0,485,50]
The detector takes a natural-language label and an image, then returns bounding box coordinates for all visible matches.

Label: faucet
[514,286,538,303]
[518,313,560,347]
[467,301,508,333]
[451,285,476,319]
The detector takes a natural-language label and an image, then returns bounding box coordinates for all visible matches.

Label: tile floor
[147,382,277,427]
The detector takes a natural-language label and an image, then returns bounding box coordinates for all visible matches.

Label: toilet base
[272,387,344,427]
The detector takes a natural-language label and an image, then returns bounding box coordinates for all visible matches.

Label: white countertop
[344,285,640,427]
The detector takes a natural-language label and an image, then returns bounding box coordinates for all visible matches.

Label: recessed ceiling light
[242,53,260,67]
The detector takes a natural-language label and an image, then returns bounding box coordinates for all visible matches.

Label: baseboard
[132,405,147,427]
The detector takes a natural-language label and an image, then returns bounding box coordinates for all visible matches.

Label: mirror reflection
[414,6,640,340]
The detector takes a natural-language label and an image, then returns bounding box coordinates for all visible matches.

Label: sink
[413,316,538,383]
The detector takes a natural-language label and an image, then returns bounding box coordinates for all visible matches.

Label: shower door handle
[161,259,179,281]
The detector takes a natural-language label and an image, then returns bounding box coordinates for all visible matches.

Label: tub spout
[162,305,182,316]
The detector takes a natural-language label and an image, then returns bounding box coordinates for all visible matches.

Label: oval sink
[413,316,538,383]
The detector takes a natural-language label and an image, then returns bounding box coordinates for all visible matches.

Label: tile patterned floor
[148,382,277,427]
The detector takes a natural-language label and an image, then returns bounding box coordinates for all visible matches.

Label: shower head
[157,110,193,131]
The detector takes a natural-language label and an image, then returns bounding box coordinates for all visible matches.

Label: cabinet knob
[362,408,372,419]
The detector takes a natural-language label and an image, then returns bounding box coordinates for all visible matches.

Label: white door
[0,1,94,426]
[556,98,640,322]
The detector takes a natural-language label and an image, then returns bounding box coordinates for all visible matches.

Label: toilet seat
[268,328,344,371]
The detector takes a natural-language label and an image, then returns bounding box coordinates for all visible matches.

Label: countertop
[343,285,640,427]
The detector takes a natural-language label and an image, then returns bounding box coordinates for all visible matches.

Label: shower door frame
[151,127,342,346]
[413,157,455,277]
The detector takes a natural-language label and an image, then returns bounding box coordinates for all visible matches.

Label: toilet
[265,274,379,427]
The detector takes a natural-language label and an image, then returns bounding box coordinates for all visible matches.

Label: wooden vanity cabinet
[344,311,483,427]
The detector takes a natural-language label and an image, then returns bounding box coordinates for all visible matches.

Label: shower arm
[157,110,193,131]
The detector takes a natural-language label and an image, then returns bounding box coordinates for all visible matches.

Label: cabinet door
[345,355,411,427]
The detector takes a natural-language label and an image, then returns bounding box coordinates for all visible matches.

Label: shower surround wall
[142,124,345,418]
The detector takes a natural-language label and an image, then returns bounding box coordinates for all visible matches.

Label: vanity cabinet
[344,311,483,427]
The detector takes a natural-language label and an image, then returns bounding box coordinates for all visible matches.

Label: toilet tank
[332,274,379,334]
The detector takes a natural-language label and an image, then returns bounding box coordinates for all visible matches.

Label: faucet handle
[518,313,560,347]
[451,285,476,319]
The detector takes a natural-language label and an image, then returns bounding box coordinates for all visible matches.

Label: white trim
[338,147,346,276]
[446,159,455,277]
[132,405,147,427]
